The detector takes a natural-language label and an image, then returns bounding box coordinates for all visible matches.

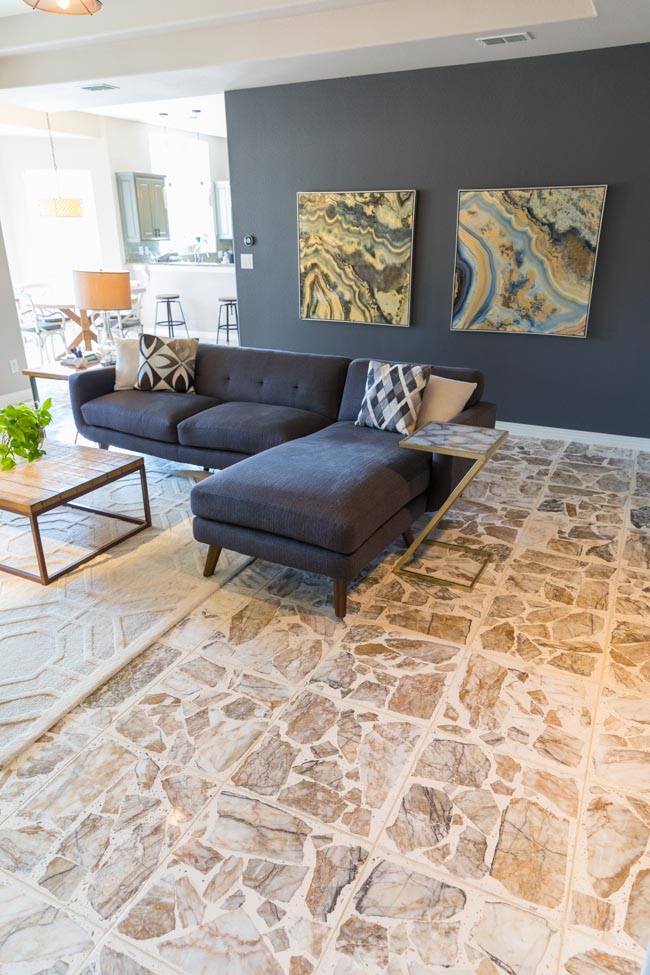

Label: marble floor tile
[191,595,343,687]
[501,548,616,613]
[561,929,645,975]
[306,626,463,722]
[630,498,650,533]
[0,875,100,975]
[117,789,371,975]
[518,515,622,564]
[0,721,94,825]
[229,688,424,841]
[0,734,216,923]
[622,531,650,571]
[614,567,650,618]
[71,935,184,974]
[464,472,546,504]
[478,592,606,678]
[570,783,650,957]
[637,452,650,472]
[537,485,627,527]
[318,849,561,975]
[607,618,650,695]
[437,651,596,774]
[381,725,579,915]
[634,468,650,496]
[498,436,566,459]
[110,653,292,781]
[591,688,650,794]
[560,443,635,470]
[549,462,632,496]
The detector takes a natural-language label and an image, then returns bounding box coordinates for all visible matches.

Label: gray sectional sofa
[69,345,496,618]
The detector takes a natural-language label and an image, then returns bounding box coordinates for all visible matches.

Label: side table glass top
[401,421,507,459]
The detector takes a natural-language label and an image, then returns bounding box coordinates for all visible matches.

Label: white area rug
[0,452,248,767]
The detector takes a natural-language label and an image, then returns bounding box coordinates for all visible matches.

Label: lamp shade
[23,0,103,13]
[73,270,132,311]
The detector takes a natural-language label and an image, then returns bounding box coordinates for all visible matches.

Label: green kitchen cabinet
[116,172,170,244]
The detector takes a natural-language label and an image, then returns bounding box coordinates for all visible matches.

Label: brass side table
[394,421,508,590]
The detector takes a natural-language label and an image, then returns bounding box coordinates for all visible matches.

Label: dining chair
[16,291,69,362]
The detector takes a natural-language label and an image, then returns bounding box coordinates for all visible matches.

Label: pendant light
[39,113,83,218]
[23,0,103,14]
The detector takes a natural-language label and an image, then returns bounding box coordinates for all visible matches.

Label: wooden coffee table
[0,444,151,585]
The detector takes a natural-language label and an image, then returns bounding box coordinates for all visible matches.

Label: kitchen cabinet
[116,172,170,244]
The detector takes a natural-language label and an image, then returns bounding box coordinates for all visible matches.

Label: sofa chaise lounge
[70,345,496,617]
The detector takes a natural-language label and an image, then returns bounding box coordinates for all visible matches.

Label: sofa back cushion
[194,345,350,420]
[338,358,485,422]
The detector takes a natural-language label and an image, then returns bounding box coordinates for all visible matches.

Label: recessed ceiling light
[81,83,120,92]
[476,32,532,47]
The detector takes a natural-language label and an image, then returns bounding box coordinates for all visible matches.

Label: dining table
[32,298,98,354]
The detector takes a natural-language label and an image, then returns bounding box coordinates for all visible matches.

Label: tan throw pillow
[135,334,198,393]
[416,375,477,427]
[114,337,140,391]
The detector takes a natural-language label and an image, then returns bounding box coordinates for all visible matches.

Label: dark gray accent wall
[226,44,650,436]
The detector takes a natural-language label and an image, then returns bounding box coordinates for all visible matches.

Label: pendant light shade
[39,113,83,219]
[23,0,103,14]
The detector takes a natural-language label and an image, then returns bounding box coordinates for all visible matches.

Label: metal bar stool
[217,296,239,343]
[155,294,189,337]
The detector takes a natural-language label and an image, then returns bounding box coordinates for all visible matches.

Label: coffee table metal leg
[393,454,489,590]
[29,512,50,585]
[140,466,152,527]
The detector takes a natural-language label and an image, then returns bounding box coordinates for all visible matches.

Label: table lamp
[73,270,132,361]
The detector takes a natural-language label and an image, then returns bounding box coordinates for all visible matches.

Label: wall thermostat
[243,234,256,247]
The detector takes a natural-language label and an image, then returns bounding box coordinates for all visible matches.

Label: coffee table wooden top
[0,444,145,516]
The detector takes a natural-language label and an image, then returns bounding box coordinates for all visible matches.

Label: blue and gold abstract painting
[299,190,416,326]
[452,186,607,337]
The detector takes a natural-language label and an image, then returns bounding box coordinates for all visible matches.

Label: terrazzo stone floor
[0,431,648,975]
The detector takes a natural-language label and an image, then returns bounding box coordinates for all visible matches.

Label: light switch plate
[241,253,254,270]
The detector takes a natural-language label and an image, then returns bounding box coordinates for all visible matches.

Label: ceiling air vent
[477,32,532,47]
[81,83,120,92]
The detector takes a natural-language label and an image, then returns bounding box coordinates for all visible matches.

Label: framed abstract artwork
[298,190,416,327]
[451,185,607,338]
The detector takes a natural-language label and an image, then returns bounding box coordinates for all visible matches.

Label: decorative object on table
[416,374,478,426]
[355,360,430,435]
[451,185,607,337]
[0,398,52,471]
[24,0,102,14]
[73,269,132,362]
[394,421,508,590]
[114,336,141,391]
[298,190,416,326]
[39,113,83,218]
[135,334,199,393]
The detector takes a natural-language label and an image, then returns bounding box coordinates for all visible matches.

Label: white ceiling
[87,93,227,138]
[0,0,647,120]
[0,0,30,16]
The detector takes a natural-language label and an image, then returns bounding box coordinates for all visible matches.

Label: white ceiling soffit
[0,0,648,114]
[87,94,228,138]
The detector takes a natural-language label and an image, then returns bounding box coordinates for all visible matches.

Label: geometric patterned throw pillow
[135,334,198,393]
[355,360,431,436]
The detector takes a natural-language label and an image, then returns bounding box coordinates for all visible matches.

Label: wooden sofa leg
[204,545,222,577]
[333,579,348,619]
[402,529,414,547]
[98,443,108,450]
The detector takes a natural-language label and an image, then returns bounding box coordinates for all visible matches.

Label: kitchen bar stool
[217,296,239,343]
[155,294,189,338]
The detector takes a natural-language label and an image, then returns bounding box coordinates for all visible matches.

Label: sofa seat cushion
[190,421,431,554]
[81,390,220,444]
[178,401,333,453]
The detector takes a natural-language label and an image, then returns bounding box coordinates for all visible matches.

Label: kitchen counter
[129,262,237,336]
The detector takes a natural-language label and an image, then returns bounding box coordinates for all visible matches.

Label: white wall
[0,223,28,402]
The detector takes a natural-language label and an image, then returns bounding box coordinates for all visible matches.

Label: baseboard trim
[0,387,32,409]
[497,420,650,452]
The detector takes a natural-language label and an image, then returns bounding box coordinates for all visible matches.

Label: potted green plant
[0,399,53,471]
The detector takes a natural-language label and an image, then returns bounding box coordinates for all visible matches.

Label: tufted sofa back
[194,345,351,420]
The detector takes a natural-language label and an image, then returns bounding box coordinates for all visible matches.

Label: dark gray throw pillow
[355,359,431,436]
[135,335,198,393]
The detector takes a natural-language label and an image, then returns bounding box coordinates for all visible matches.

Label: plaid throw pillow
[356,360,431,436]
[135,335,198,393]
